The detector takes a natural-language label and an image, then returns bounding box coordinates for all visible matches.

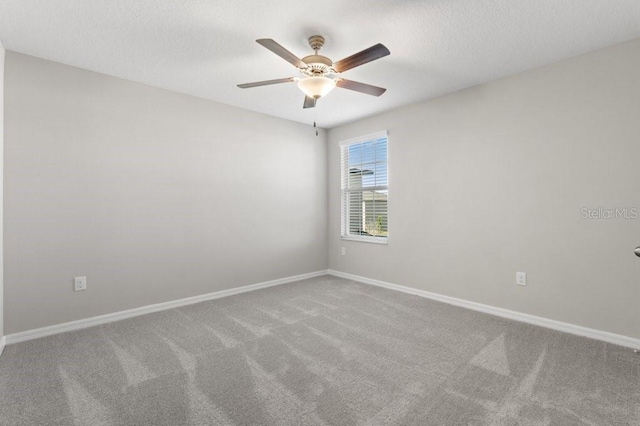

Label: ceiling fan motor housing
[301,55,334,76]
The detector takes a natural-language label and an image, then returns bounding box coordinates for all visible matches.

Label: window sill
[341,235,388,245]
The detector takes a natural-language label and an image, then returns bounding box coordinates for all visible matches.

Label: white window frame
[340,130,389,244]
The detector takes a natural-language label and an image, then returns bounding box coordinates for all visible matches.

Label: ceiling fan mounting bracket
[308,35,325,52]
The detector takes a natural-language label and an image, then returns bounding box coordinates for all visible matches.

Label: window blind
[340,131,388,243]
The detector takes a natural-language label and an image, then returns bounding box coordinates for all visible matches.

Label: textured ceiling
[0,1,639,128]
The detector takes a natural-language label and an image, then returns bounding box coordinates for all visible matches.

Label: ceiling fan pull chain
[314,106,319,136]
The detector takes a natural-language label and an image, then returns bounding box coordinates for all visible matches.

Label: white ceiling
[0,1,639,128]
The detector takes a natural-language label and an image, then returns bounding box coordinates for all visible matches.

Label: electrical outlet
[516,272,526,286]
[74,276,87,291]
[341,247,346,256]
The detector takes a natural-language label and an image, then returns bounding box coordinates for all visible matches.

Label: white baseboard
[4,270,329,346]
[328,269,640,350]
[6,268,638,351]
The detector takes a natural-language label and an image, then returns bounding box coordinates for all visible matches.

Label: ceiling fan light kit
[238,35,390,109]
[297,76,336,99]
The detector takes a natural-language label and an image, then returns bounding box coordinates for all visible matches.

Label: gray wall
[328,39,640,339]
[0,40,4,341]
[4,52,327,334]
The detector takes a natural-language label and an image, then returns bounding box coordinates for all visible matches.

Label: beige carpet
[0,275,638,425]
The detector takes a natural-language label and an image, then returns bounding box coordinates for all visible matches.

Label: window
[340,131,388,243]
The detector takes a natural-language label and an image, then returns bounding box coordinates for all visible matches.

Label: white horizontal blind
[340,132,388,242]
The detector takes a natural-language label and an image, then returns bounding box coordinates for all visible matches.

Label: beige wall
[328,39,640,339]
[5,39,640,340]
[4,52,327,334]
[0,40,4,341]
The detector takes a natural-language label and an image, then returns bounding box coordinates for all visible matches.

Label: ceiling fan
[237,35,390,108]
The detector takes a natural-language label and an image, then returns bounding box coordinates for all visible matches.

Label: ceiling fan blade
[303,96,316,109]
[336,79,386,96]
[333,43,390,73]
[237,77,295,89]
[256,39,307,69]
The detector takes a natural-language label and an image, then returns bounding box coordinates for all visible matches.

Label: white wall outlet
[516,272,527,286]
[341,247,346,256]
[74,276,87,291]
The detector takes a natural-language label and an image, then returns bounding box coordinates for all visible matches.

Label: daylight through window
[340,131,388,243]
